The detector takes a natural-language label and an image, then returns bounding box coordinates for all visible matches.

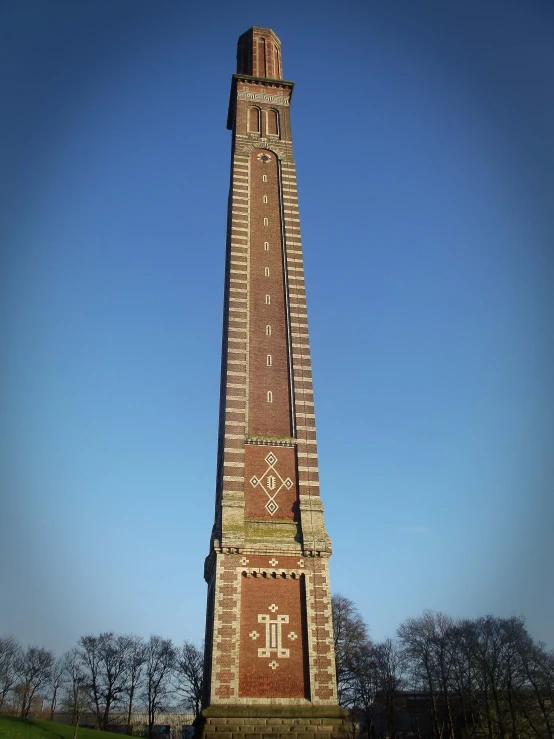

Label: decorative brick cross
[258,606,290,659]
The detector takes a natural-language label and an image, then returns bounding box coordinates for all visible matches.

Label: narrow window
[266,325,271,336]
[265,294,271,305]
[260,37,267,78]
[267,390,273,403]
[264,242,269,250]
[248,106,261,133]
[267,109,279,137]
[263,195,268,203]
[264,267,270,277]
[263,218,268,226]
[267,355,272,367]
[263,174,267,183]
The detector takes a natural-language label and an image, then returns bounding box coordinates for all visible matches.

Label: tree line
[0,633,203,735]
[332,595,554,739]
[1,599,553,739]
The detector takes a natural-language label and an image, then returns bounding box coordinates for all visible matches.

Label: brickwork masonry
[200,27,346,739]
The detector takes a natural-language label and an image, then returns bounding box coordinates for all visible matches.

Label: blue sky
[1,0,553,656]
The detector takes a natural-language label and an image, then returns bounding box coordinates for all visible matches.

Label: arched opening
[267,109,279,137]
[248,106,261,134]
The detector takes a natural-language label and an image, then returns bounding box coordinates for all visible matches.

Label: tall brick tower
[198,28,346,739]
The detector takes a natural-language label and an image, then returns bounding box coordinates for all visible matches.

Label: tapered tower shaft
[199,27,346,738]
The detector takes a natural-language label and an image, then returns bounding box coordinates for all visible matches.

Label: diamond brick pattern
[249,452,293,516]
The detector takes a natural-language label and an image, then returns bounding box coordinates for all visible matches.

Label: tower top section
[236,27,283,80]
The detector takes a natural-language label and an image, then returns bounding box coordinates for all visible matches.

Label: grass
[0,716,126,739]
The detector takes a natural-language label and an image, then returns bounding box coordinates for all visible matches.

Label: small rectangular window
[263,218,268,226]
[264,267,270,277]
[265,294,271,305]
[263,195,268,203]
[266,325,271,335]
[267,355,272,366]
[264,242,269,250]
[267,391,273,402]
[262,174,267,182]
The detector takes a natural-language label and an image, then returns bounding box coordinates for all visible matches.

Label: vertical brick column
[199,27,346,738]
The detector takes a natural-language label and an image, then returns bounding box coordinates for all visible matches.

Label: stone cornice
[227,75,295,130]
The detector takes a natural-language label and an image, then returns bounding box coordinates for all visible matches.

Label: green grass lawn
[0,716,126,739]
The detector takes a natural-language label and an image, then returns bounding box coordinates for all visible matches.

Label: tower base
[195,705,349,739]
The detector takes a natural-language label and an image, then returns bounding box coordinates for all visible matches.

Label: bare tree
[17,645,54,717]
[60,647,87,725]
[447,618,481,739]
[142,635,176,738]
[98,632,129,729]
[396,611,554,739]
[398,611,458,739]
[468,615,530,739]
[78,632,129,729]
[78,634,103,727]
[332,594,371,708]
[0,636,22,711]
[516,640,554,739]
[373,638,406,739]
[121,635,147,735]
[47,656,65,720]
[347,640,379,739]
[72,679,92,739]
[175,641,204,719]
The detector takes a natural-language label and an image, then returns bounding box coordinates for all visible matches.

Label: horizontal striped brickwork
[204,33,339,714]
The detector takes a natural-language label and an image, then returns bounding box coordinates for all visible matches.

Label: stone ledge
[198,732,345,739]
[201,705,346,720]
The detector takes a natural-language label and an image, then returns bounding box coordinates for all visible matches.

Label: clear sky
[1,0,553,657]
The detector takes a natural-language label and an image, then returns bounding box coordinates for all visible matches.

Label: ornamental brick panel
[238,574,308,699]
[244,445,298,521]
